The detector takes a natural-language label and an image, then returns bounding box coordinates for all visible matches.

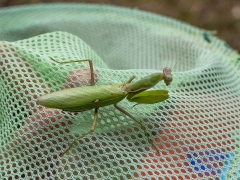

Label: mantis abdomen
[39,84,127,111]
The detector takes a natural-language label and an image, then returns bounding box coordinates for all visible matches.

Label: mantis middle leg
[114,104,159,153]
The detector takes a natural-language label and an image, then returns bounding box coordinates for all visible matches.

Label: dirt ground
[1,0,240,52]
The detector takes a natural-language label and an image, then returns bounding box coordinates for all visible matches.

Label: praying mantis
[38,59,172,156]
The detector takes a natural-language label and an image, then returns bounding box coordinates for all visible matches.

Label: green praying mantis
[38,59,172,156]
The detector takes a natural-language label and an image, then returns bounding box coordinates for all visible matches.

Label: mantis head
[163,67,172,86]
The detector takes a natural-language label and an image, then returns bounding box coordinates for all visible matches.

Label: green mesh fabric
[0,3,240,180]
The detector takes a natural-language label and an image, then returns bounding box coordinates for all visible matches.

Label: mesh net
[0,3,240,180]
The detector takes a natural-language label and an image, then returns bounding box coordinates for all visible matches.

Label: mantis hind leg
[60,107,99,156]
[50,58,96,156]
[50,58,94,86]
[114,104,159,153]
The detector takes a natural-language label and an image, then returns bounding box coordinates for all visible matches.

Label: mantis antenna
[172,42,194,71]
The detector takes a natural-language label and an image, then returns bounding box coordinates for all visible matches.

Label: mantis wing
[128,90,169,104]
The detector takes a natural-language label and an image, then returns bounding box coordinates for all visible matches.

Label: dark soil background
[1,0,240,52]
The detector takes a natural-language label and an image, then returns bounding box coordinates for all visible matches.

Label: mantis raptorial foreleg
[114,104,159,153]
